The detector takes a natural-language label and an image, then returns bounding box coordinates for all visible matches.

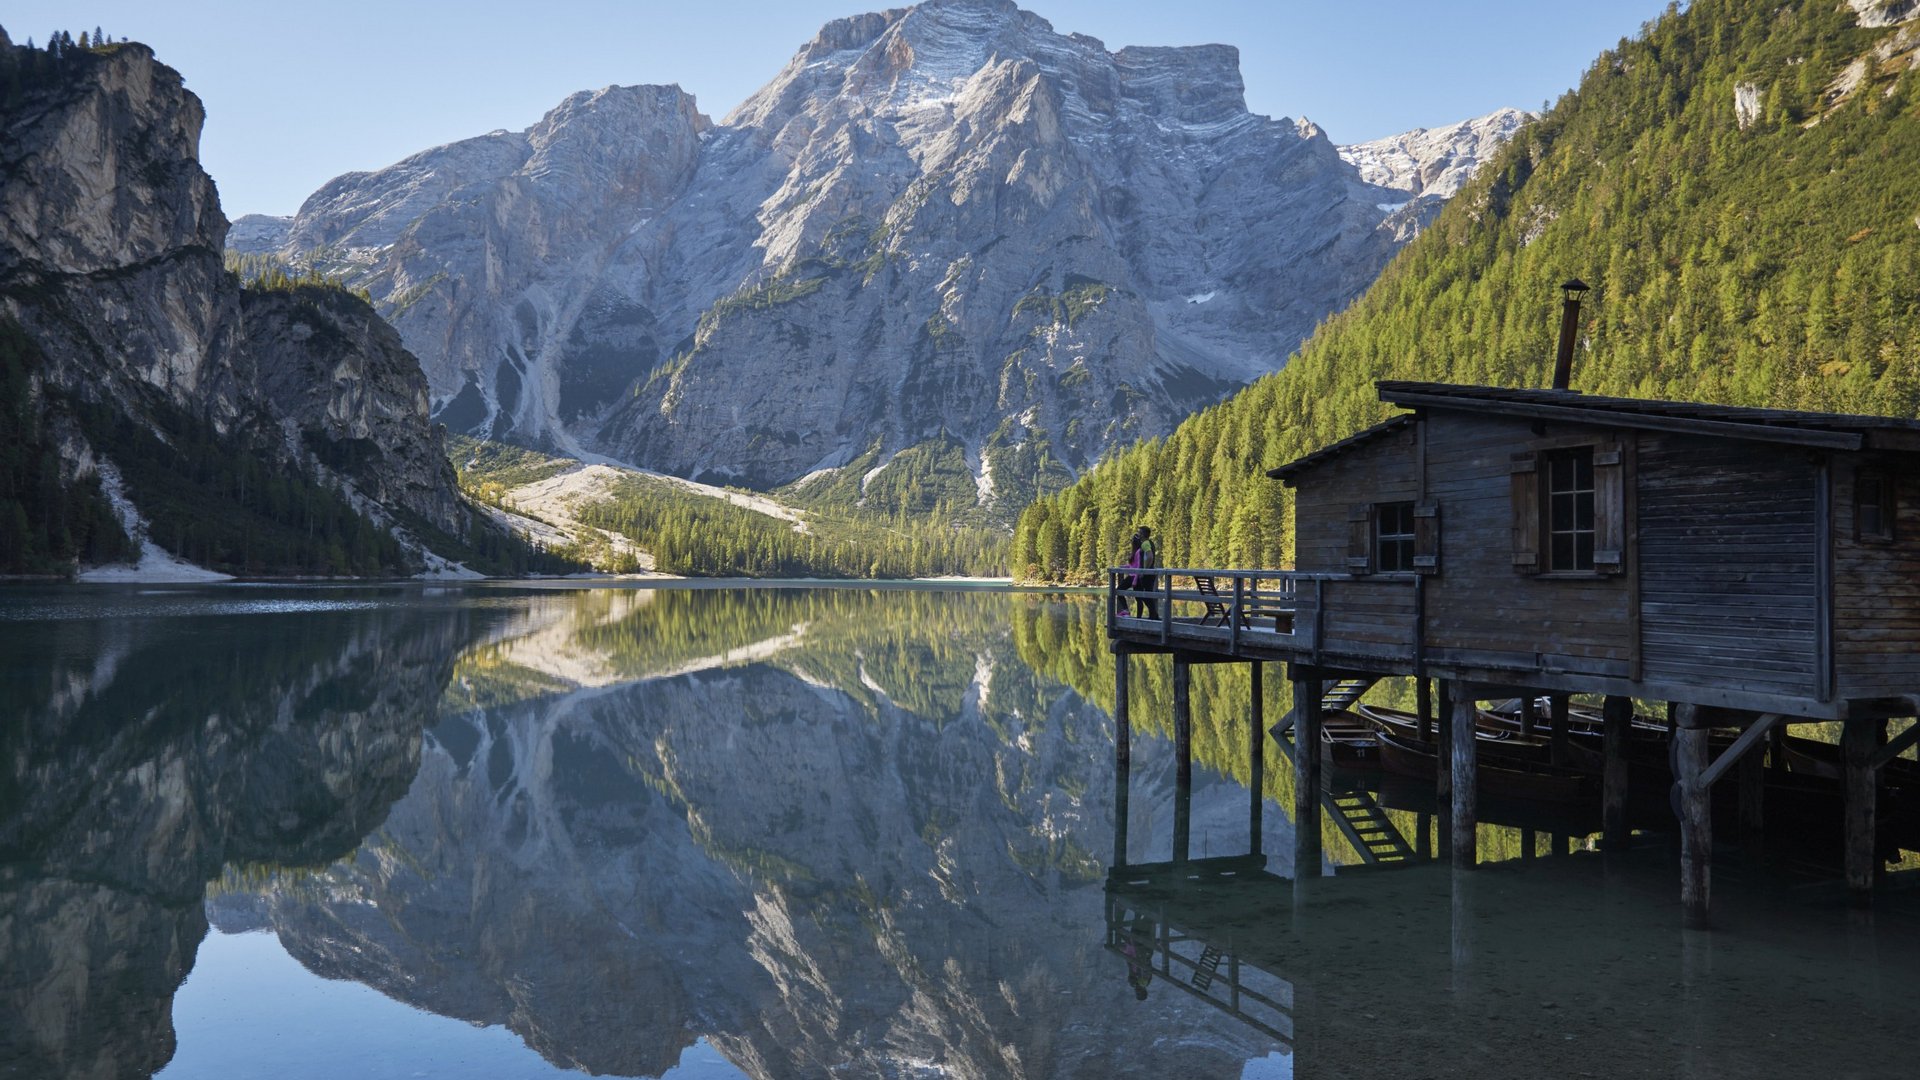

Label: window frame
[1375,500,1417,573]
[1856,468,1897,543]
[1512,433,1628,580]
[1544,446,1597,574]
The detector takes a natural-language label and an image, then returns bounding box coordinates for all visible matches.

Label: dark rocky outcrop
[0,34,472,571]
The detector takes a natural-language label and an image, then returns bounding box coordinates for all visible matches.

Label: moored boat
[1370,726,1598,805]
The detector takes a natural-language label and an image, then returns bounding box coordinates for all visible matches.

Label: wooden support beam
[1293,675,1323,876]
[1739,732,1765,848]
[1769,722,1787,777]
[1250,663,1265,857]
[1843,718,1883,906]
[1450,685,1479,868]
[1700,714,1785,789]
[1674,708,1712,929]
[1870,720,1920,770]
[1113,648,1131,868]
[1520,695,1538,737]
[1436,681,1453,860]
[1173,654,1192,864]
[1549,695,1570,767]
[1602,695,1631,851]
[1417,678,1433,743]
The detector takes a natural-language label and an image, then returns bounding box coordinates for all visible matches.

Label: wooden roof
[1265,415,1412,482]
[1268,381,1920,482]
[1379,381,1920,451]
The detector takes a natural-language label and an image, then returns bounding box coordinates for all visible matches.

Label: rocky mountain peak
[1338,106,1532,200]
[254,1,1522,504]
[0,40,224,276]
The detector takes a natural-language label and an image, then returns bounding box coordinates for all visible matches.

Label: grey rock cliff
[0,36,470,550]
[262,0,1517,501]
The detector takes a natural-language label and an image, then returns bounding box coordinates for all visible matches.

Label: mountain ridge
[245,0,1520,513]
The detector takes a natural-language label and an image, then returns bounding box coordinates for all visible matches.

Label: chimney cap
[1561,278,1590,294]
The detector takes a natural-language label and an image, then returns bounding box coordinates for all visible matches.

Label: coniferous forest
[1014,0,1920,582]
[0,322,136,574]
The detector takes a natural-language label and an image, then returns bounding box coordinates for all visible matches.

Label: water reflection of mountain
[0,593,479,1080]
[233,588,1284,1078]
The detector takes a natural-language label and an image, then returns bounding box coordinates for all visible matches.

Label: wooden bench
[1194,575,1295,633]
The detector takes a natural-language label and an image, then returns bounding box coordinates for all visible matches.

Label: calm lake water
[4,583,1920,1079]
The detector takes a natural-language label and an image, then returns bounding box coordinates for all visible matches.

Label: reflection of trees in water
[0,600,473,1080]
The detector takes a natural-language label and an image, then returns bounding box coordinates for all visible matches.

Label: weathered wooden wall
[1636,434,1819,697]
[1290,426,1417,573]
[1421,414,1634,678]
[1832,455,1920,695]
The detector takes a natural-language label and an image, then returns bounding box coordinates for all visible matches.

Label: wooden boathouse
[1109,379,1920,925]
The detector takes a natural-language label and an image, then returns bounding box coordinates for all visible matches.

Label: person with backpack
[1131,526,1158,618]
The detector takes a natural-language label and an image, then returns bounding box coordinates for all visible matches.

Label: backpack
[1139,537,1157,570]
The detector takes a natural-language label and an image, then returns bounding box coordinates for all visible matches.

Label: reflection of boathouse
[1109,378,1920,923]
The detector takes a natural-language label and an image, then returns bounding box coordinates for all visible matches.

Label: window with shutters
[1857,470,1895,542]
[1376,502,1415,571]
[1512,438,1627,577]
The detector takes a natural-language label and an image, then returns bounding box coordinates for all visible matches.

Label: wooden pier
[1108,380,1920,925]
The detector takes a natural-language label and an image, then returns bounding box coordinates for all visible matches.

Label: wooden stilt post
[1843,718,1882,907]
[1521,827,1536,861]
[1293,672,1323,876]
[1113,648,1131,867]
[1520,695,1538,737]
[1173,654,1192,864]
[1549,695,1570,767]
[1436,681,1453,859]
[1675,705,1712,929]
[1249,662,1265,857]
[1416,811,1433,860]
[1602,695,1631,851]
[1738,727,1765,850]
[1451,685,1478,868]
[1769,722,1787,777]
[1418,678,1434,742]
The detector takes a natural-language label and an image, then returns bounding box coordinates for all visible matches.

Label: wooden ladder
[1190,944,1225,992]
[1269,677,1378,738]
[1325,788,1416,865]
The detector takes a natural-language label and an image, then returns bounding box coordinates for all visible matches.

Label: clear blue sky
[5,2,1670,217]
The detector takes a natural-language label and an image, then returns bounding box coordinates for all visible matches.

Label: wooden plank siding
[1420,414,1634,677]
[1636,434,1819,696]
[1832,455,1920,693]
[1266,394,1918,717]
[1290,426,1418,574]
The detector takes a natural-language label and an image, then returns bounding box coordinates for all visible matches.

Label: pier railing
[1107,567,1420,665]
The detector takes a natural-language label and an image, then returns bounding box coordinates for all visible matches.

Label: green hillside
[1013,0,1920,581]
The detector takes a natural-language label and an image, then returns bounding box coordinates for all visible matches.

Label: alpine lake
[5,582,1920,1079]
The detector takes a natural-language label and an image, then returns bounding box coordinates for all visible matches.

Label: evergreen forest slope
[1013,0,1920,581]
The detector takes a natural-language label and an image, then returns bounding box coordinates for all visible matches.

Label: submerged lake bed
[4,583,1919,1079]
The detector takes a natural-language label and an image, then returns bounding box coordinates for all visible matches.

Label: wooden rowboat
[1320,709,1381,770]
[1371,726,1598,805]
[1356,704,1555,765]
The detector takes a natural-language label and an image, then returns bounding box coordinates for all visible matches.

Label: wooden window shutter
[1510,452,1540,574]
[1346,503,1375,574]
[1593,440,1626,574]
[1413,502,1441,574]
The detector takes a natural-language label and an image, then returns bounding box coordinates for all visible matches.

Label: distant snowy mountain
[256,0,1521,504]
[1338,106,1531,240]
